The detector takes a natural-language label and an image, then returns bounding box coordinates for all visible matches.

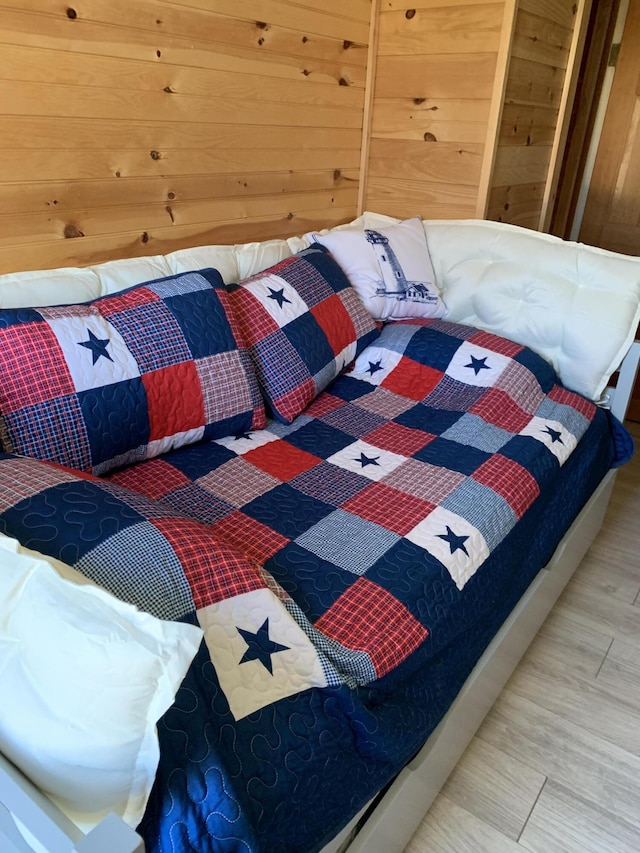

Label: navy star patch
[367,360,383,376]
[465,355,491,376]
[234,431,253,441]
[436,525,470,556]
[237,618,289,675]
[78,329,113,365]
[355,452,380,468]
[543,425,564,444]
[267,287,291,308]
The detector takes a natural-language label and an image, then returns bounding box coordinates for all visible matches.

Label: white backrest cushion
[0,534,202,833]
[423,218,640,401]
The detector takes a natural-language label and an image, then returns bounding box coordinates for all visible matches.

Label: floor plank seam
[594,635,615,679]
[516,776,548,844]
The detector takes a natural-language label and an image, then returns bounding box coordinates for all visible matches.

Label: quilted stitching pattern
[227,244,380,424]
[0,270,266,474]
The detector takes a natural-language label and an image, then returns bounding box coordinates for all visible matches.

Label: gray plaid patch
[0,455,78,512]
[147,271,211,298]
[423,376,486,411]
[266,414,313,437]
[372,323,420,356]
[442,480,516,550]
[442,413,513,453]
[321,402,387,439]
[340,288,378,339]
[384,457,465,503]
[74,522,194,620]
[536,398,589,437]
[296,508,399,574]
[354,387,417,419]
[196,350,253,421]
[313,360,339,395]
[290,461,367,505]
[161,484,234,524]
[198,457,281,507]
[496,361,545,414]
[428,319,476,340]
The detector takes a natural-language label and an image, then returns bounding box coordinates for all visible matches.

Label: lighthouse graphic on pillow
[365,229,438,305]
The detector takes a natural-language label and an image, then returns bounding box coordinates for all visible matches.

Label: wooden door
[580,0,640,253]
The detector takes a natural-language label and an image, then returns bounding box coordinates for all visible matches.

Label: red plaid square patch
[230,288,281,337]
[472,454,540,518]
[305,393,346,417]
[315,577,428,679]
[107,457,191,499]
[548,384,596,419]
[212,511,290,563]
[152,517,264,609]
[310,295,356,356]
[98,287,160,317]
[271,378,316,423]
[244,440,321,480]
[470,387,531,433]
[363,421,436,456]
[0,323,75,411]
[382,357,443,401]
[143,362,205,441]
[342,483,436,535]
[468,330,524,358]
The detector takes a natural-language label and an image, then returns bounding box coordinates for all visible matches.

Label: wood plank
[0,82,363,128]
[382,0,503,10]
[511,9,572,68]
[0,147,362,184]
[366,174,478,206]
[520,780,640,853]
[368,139,484,185]
[374,53,498,99]
[597,637,640,714]
[378,4,503,56]
[0,170,360,216]
[0,188,360,245]
[0,44,365,109]
[439,738,546,841]
[0,207,358,276]
[372,118,489,143]
[491,144,553,185]
[499,103,560,145]
[518,0,578,30]
[0,7,368,68]
[372,97,492,125]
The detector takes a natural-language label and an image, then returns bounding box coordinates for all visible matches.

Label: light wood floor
[405,420,640,853]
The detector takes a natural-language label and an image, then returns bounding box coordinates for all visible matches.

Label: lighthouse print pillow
[312,216,446,321]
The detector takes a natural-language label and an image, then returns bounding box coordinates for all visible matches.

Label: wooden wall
[0,0,371,274]
[487,0,583,229]
[362,0,508,221]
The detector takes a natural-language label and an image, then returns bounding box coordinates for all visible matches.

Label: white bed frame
[1,342,638,853]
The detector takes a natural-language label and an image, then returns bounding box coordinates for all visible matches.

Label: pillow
[0,533,202,833]
[227,244,380,424]
[0,269,266,474]
[312,216,446,321]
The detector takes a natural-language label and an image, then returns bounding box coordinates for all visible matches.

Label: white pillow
[311,216,446,321]
[0,535,203,833]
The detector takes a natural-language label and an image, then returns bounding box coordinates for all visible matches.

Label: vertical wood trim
[357,0,381,216]
[475,0,519,219]
[539,0,594,232]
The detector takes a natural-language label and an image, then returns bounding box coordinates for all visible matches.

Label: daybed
[0,213,639,853]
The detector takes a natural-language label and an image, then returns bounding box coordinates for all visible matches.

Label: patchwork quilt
[0,318,627,852]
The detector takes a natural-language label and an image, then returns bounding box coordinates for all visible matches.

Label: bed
[0,213,638,853]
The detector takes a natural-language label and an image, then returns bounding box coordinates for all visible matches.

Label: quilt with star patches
[0,318,629,853]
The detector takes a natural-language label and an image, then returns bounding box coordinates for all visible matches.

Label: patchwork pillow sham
[312,216,446,322]
[227,244,380,424]
[0,269,266,474]
[0,533,202,833]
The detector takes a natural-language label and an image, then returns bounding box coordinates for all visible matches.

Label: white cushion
[0,535,202,833]
[310,216,446,321]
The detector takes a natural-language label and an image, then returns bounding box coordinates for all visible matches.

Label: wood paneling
[488,1,582,229]
[364,1,506,221]
[0,0,370,273]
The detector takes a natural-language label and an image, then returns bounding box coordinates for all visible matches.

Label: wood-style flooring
[404,420,640,853]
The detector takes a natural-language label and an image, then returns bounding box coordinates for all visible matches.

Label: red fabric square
[107,457,191,499]
[244,440,321,480]
[468,330,524,358]
[310,295,356,356]
[230,288,281,340]
[143,362,205,441]
[382,357,443,401]
[152,517,264,609]
[342,483,436,535]
[98,286,160,317]
[272,378,317,423]
[315,577,429,679]
[472,454,540,518]
[470,387,531,432]
[212,511,290,563]
[0,323,75,411]
[305,393,346,418]
[548,384,596,420]
[363,421,436,456]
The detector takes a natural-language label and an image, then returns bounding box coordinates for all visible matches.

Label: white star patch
[447,341,511,388]
[326,439,406,482]
[519,416,576,464]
